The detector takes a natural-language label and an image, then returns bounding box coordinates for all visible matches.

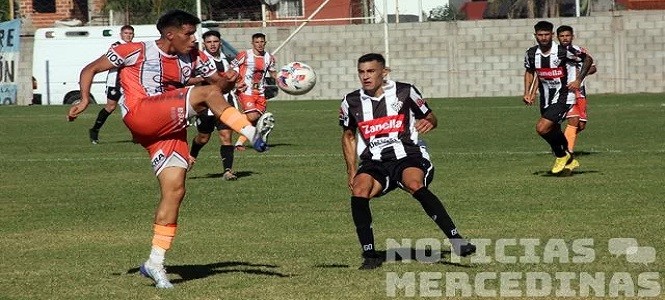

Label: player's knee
[351,187,373,199]
[403,182,425,194]
[196,134,211,145]
[105,102,118,111]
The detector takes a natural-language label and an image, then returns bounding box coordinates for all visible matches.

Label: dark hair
[202,30,221,40]
[120,25,134,32]
[156,9,200,33]
[534,21,554,32]
[358,53,385,67]
[556,25,574,35]
[252,32,266,40]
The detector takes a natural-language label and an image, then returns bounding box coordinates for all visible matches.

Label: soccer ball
[276,62,317,95]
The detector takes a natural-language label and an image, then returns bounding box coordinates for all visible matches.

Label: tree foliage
[428,4,465,22]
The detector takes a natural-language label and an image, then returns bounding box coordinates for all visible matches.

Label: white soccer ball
[276,62,317,95]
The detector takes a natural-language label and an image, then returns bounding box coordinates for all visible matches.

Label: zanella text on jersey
[358,115,405,139]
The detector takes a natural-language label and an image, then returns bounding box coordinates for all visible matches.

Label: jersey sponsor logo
[537,67,564,79]
[358,114,404,138]
[369,137,399,148]
[151,150,166,172]
[106,50,124,66]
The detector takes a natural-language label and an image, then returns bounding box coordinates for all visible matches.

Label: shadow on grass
[316,248,473,269]
[532,169,600,177]
[127,261,291,285]
[189,171,256,180]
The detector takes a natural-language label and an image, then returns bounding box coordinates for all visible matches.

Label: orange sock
[220,108,255,141]
[152,223,177,250]
[564,125,578,153]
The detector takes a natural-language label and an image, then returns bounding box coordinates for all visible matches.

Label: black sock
[91,108,112,131]
[351,196,376,256]
[413,187,462,240]
[541,128,567,157]
[190,138,205,158]
[220,145,234,170]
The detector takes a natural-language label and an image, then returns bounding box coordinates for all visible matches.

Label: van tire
[64,92,96,105]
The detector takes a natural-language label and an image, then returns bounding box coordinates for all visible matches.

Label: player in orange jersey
[67,10,274,289]
[230,32,277,150]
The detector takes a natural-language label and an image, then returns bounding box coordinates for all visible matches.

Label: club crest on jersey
[391,100,403,112]
[358,115,404,139]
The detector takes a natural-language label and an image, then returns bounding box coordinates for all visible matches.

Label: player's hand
[67,100,89,121]
[415,119,434,134]
[222,69,238,82]
[522,94,535,106]
[347,172,355,191]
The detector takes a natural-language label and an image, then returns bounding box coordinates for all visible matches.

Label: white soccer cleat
[252,112,275,152]
[139,262,174,289]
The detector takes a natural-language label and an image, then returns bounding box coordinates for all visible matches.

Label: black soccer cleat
[89,128,99,144]
[452,240,477,257]
[359,252,384,270]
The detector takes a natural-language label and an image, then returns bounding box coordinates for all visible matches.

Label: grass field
[0,94,663,299]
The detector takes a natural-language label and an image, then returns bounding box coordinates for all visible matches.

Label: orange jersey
[106,40,217,109]
[231,49,276,96]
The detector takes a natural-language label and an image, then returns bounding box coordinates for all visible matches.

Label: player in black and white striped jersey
[89,25,134,144]
[340,53,476,270]
[523,21,593,174]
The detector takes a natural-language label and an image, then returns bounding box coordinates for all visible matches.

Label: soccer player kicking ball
[523,21,593,175]
[340,53,476,270]
[68,10,274,288]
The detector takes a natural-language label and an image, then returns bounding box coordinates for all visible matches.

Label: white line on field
[3,149,663,163]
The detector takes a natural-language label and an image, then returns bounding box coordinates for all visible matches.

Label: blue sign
[0,19,20,105]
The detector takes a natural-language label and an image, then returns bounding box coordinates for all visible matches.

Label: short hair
[156,9,200,34]
[202,30,221,40]
[252,32,266,40]
[556,25,574,35]
[358,53,385,67]
[534,21,554,32]
[120,25,134,32]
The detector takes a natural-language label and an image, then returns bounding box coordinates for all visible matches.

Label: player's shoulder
[526,45,538,54]
[342,89,362,103]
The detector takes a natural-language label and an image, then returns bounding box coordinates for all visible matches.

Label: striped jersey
[231,49,276,96]
[524,43,587,108]
[339,80,431,162]
[202,49,238,115]
[107,40,216,111]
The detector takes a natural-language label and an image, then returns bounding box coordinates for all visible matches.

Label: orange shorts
[237,93,267,114]
[567,95,588,122]
[122,88,192,174]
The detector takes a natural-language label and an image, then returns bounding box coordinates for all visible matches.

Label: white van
[32,25,238,105]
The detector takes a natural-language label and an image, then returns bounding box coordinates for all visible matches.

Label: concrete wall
[216,9,665,100]
[16,10,665,105]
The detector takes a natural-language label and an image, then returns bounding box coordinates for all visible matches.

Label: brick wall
[19,0,107,28]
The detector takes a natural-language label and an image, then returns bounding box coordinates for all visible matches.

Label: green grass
[0,94,663,299]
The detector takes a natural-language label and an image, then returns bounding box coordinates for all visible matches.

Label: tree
[428,4,465,22]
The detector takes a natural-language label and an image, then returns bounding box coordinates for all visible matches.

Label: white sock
[239,127,254,142]
[147,246,166,267]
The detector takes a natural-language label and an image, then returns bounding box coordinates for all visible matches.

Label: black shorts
[357,155,435,196]
[540,102,572,123]
[106,87,122,101]
[195,115,221,134]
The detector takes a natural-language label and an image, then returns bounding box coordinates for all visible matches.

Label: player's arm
[567,46,594,91]
[341,127,357,191]
[523,70,537,106]
[415,111,437,134]
[68,55,116,121]
[204,70,240,94]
